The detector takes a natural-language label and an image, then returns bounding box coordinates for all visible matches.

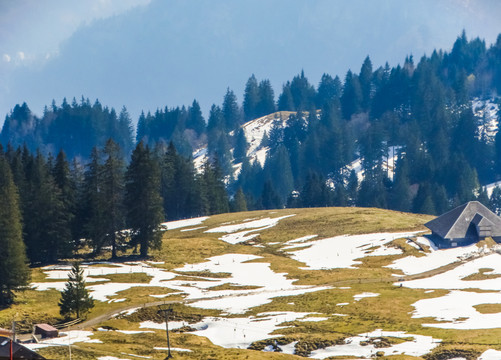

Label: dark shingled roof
[425,201,501,240]
[0,336,46,359]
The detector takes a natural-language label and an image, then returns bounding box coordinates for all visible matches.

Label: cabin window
[451,242,457,247]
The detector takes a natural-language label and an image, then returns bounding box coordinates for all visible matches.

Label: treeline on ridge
[2,32,501,218]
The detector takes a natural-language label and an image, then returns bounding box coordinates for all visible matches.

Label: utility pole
[157,305,173,359]
[10,320,15,360]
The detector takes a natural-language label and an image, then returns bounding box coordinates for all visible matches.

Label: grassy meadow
[3,207,501,359]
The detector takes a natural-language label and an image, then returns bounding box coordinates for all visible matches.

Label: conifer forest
[1,31,501,282]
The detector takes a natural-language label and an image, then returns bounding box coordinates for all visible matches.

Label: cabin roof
[425,201,501,239]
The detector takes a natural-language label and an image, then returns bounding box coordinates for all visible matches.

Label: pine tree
[161,142,201,220]
[390,155,412,212]
[340,70,363,120]
[23,151,72,263]
[413,183,436,215]
[0,156,30,306]
[187,100,206,136]
[233,128,248,163]
[260,180,282,210]
[231,187,248,212]
[257,79,276,116]
[278,82,295,111]
[222,88,241,131]
[359,56,373,111]
[117,106,135,156]
[290,70,316,111]
[300,172,332,208]
[200,159,229,215]
[82,147,107,255]
[263,145,294,201]
[347,170,358,206]
[59,262,94,319]
[489,187,501,215]
[102,139,126,259]
[316,73,342,108]
[125,142,164,257]
[243,75,260,121]
[53,150,77,244]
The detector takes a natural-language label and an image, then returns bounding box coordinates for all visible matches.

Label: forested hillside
[2,31,501,221]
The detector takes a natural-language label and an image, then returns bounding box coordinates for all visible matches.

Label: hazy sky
[1,0,501,125]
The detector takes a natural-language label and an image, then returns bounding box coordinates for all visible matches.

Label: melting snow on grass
[25,331,100,350]
[32,253,328,313]
[394,253,501,330]
[412,290,501,329]
[353,292,379,301]
[289,232,420,269]
[140,311,313,349]
[308,329,440,359]
[206,215,295,244]
[191,312,310,349]
[479,350,501,359]
[154,347,192,352]
[387,238,495,275]
[32,262,178,301]
[174,253,329,314]
[396,253,501,290]
[161,216,209,230]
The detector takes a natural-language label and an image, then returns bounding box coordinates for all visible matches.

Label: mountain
[2,31,501,217]
[3,0,501,122]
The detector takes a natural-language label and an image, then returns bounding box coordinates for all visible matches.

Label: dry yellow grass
[11,207,501,359]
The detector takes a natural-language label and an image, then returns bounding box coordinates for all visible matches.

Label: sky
[1,0,501,125]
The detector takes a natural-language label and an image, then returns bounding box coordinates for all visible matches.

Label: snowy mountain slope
[191,97,499,190]
[192,110,300,177]
[344,145,401,184]
[240,111,297,166]
[473,97,499,143]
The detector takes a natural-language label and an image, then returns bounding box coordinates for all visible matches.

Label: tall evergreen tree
[257,79,276,116]
[260,180,282,210]
[316,74,342,108]
[390,155,412,212]
[359,56,373,111]
[231,187,248,212]
[341,70,363,120]
[222,88,241,130]
[277,82,295,111]
[300,171,332,207]
[200,159,229,215]
[53,149,77,243]
[82,147,107,254]
[233,128,248,163]
[161,142,201,220]
[186,99,206,136]
[125,142,164,257]
[102,139,126,259]
[0,156,30,306]
[263,145,294,201]
[243,75,260,121]
[23,151,72,263]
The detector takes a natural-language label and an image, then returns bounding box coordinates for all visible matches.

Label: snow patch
[161,216,209,230]
[309,329,440,359]
[353,292,379,301]
[25,331,100,349]
[412,290,501,329]
[290,232,419,270]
